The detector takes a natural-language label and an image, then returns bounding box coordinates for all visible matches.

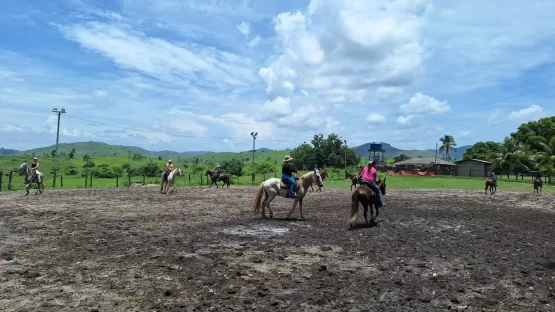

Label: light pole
[344,140,347,171]
[250,132,257,183]
[52,108,66,187]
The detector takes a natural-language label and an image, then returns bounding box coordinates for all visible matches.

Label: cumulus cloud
[258,0,433,105]
[508,105,544,121]
[367,113,386,123]
[222,138,234,148]
[396,115,421,129]
[399,93,451,115]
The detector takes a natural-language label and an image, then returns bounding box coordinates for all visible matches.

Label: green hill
[13,142,149,158]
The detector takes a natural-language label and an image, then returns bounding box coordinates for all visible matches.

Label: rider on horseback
[30,157,40,182]
[163,160,173,182]
[488,170,497,187]
[282,155,300,198]
[360,161,386,207]
[216,165,222,179]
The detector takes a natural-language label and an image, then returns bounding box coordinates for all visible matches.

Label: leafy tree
[83,160,96,168]
[462,141,502,160]
[291,133,360,169]
[51,149,56,157]
[69,148,76,159]
[65,165,79,176]
[140,161,161,177]
[393,154,411,163]
[534,136,555,177]
[83,154,91,161]
[256,161,277,174]
[491,137,531,174]
[510,116,555,150]
[439,135,457,160]
[221,159,244,176]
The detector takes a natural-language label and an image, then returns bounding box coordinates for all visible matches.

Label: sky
[1,0,555,153]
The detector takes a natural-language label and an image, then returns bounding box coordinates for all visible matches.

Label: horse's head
[18,163,28,173]
[205,169,212,176]
[377,177,387,195]
[177,167,183,176]
[313,170,324,188]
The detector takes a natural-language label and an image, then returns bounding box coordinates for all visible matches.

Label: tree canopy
[462,141,502,160]
[439,135,457,160]
[290,133,360,170]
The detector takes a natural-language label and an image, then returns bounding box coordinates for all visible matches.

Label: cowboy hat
[283,155,293,162]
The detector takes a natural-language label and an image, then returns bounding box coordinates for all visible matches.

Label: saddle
[280,178,301,198]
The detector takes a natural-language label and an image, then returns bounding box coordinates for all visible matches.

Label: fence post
[90,174,92,188]
[252,173,255,184]
[85,171,88,188]
[201,175,203,184]
[116,175,119,187]
[0,171,2,192]
[8,171,13,190]
[128,174,131,187]
[188,174,191,183]
[60,175,63,188]
[143,173,146,185]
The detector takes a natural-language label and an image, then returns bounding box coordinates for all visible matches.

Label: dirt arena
[1,186,554,312]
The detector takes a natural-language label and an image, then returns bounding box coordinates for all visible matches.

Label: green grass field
[1,161,552,193]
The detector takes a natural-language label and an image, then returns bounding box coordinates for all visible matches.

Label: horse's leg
[266,192,277,219]
[286,198,300,219]
[374,197,380,221]
[298,198,304,220]
[362,198,369,226]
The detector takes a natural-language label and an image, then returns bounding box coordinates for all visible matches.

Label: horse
[206,169,231,188]
[18,163,45,196]
[533,177,543,193]
[310,171,328,192]
[348,178,387,229]
[345,172,361,190]
[160,167,182,194]
[485,178,496,194]
[253,170,324,220]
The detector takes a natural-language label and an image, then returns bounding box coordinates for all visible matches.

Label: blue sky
[1,0,554,152]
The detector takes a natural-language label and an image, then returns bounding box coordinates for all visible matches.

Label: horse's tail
[349,189,360,224]
[253,181,265,214]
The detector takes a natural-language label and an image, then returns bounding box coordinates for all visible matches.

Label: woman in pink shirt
[361,161,385,207]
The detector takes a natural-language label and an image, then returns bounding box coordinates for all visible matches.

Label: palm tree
[439,135,457,161]
[491,137,531,178]
[533,136,555,183]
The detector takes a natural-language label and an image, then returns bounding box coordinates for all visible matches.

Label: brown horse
[533,177,543,193]
[310,171,328,192]
[348,178,387,229]
[345,172,362,190]
[206,170,231,188]
[485,178,496,194]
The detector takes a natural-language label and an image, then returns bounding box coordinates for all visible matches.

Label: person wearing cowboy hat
[360,160,386,207]
[26,157,41,183]
[163,159,173,182]
[282,155,301,198]
[215,164,222,179]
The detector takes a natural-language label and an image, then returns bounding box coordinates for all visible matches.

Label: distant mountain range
[1,141,470,160]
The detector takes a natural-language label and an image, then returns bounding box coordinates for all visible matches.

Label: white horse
[160,167,182,194]
[18,163,45,196]
[253,170,324,219]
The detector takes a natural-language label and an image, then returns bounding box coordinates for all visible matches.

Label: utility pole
[344,140,347,171]
[434,142,438,174]
[250,132,258,183]
[52,108,66,187]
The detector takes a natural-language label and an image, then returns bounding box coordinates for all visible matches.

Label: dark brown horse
[206,170,231,188]
[345,172,362,191]
[348,178,386,229]
[485,178,496,194]
[310,171,328,192]
[533,177,543,193]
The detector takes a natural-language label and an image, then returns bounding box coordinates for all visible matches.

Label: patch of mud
[220,224,289,237]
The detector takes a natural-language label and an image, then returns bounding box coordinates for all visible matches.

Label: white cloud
[57,22,257,90]
[508,105,544,121]
[396,115,421,129]
[248,36,261,48]
[367,113,386,124]
[237,22,250,36]
[94,90,107,97]
[460,130,472,137]
[399,93,451,115]
[258,0,433,105]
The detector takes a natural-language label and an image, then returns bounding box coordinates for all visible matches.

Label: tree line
[462,116,555,179]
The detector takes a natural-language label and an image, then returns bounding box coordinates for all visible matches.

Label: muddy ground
[0,186,554,312]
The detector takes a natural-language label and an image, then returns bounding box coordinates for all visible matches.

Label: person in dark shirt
[282,155,300,198]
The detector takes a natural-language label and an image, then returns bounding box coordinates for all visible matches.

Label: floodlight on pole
[52,108,66,187]
[344,140,347,170]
